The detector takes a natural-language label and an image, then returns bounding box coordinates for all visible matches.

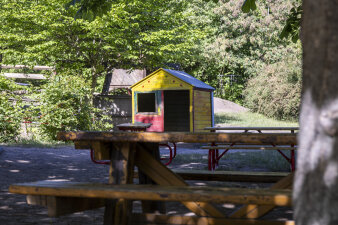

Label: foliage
[0,76,24,143]
[38,75,113,140]
[215,111,298,127]
[279,5,302,42]
[243,56,302,120]
[242,0,302,43]
[185,0,301,105]
[0,0,201,93]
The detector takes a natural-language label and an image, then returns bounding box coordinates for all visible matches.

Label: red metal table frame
[204,127,299,171]
[116,123,177,165]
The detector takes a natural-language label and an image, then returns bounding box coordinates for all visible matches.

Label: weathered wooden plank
[74,141,90,149]
[104,142,135,225]
[135,144,225,218]
[193,111,211,116]
[138,143,166,214]
[204,127,299,131]
[58,132,297,145]
[194,116,212,121]
[193,129,210,133]
[195,123,212,128]
[1,64,54,70]
[26,195,104,217]
[194,105,211,110]
[92,141,111,160]
[9,182,292,206]
[131,213,295,225]
[3,73,46,79]
[194,91,210,98]
[200,146,297,150]
[169,170,289,183]
[230,173,294,219]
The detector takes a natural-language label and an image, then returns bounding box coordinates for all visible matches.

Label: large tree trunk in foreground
[294,0,338,224]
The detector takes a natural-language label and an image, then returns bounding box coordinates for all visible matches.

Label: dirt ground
[0,144,293,224]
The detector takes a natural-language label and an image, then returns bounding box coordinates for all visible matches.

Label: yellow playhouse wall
[132,70,192,92]
[133,70,193,131]
[193,90,212,132]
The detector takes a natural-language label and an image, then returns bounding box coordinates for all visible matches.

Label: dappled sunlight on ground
[0,144,293,224]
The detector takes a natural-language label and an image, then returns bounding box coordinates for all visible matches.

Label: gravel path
[213,97,248,114]
[0,146,108,225]
[0,145,292,224]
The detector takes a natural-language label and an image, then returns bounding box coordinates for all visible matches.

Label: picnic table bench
[9,132,297,225]
[203,127,298,171]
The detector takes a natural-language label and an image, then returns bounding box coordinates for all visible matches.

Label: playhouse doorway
[163,90,190,132]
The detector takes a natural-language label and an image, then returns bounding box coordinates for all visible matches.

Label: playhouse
[130,68,215,132]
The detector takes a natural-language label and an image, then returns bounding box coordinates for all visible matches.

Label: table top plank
[117,123,152,129]
[57,132,297,145]
[9,181,292,206]
[204,127,299,131]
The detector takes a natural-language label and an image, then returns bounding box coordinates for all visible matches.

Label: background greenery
[0,0,301,143]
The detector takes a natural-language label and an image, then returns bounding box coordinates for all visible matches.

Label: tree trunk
[91,66,98,94]
[294,0,338,224]
[101,69,113,95]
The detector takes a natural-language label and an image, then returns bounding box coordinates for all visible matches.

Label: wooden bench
[134,170,290,183]
[202,127,298,171]
[9,180,293,225]
[9,132,297,225]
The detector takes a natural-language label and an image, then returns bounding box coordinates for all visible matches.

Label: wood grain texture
[27,195,104,217]
[131,213,295,225]
[204,127,299,131]
[230,173,294,219]
[9,182,292,206]
[194,90,212,132]
[104,142,135,225]
[134,144,225,218]
[57,132,297,145]
[137,143,166,214]
[200,146,297,150]
[169,170,289,183]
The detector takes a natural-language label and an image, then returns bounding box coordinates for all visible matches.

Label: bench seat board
[133,170,289,183]
[27,195,105,217]
[172,170,289,183]
[9,181,292,206]
[132,213,295,225]
[200,146,297,150]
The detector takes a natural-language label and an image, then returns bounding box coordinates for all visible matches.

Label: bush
[38,75,113,140]
[243,58,301,120]
[0,76,23,143]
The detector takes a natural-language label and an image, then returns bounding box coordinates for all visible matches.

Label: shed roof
[109,69,146,90]
[163,69,215,90]
[131,68,215,91]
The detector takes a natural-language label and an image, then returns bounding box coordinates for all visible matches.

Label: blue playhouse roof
[163,69,215,91]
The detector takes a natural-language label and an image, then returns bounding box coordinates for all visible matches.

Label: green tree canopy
[0,0,201,92]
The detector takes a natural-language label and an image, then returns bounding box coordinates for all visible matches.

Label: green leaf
[242,0,256,13]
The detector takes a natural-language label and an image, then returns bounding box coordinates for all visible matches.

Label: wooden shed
[130,68,215,132]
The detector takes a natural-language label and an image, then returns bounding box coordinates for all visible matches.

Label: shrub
[0,76,23,143]
[243,58,301,120]
[38,75,113,140]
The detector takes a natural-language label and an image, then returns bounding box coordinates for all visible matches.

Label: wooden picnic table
[203,127,299,171]
[204,126,299,132]
[10,131,297,225]
[116,122,152,132]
